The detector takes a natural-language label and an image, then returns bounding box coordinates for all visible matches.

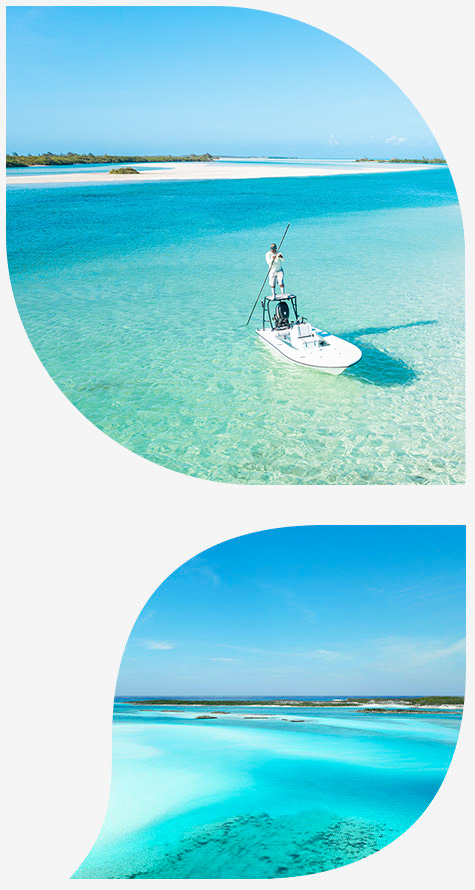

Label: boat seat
[290,322,316,350]
[293,322,313,339]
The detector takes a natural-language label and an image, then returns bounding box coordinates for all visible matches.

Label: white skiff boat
[256,294,362,375]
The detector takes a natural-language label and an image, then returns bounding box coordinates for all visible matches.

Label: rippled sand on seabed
[6,167,464,484]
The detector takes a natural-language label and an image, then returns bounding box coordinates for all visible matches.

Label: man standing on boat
[266,243,285,297]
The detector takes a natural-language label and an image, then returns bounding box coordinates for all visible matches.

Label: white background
[1,1,473,888]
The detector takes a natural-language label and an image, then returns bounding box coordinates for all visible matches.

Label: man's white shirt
[266,250,283,272]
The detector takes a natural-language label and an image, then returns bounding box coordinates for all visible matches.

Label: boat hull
[256,327,362,375]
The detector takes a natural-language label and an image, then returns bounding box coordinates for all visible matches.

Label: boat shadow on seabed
[340,319,438,388]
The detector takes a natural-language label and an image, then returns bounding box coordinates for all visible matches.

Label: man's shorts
[269,269,284,288]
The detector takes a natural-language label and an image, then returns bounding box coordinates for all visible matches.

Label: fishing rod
[245,223,290,326]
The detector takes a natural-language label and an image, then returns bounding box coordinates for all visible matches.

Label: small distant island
[109,167,140,175]
[129,695,463,710]
[6,151,215,168]
[355,157,446,165]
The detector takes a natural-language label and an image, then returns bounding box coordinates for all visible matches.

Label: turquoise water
[7,166,464,483]
[74,700,461,878]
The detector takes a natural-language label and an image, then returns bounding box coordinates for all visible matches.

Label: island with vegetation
[129,696,463,711]
[355,157,446,165]
[109,167,140,175]
[6,151,215,168]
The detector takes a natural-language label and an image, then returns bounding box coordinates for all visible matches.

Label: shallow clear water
[74,700,461,878]
[7,167,464,483]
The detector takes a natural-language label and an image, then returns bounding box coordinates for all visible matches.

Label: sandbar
[6,159,442,186]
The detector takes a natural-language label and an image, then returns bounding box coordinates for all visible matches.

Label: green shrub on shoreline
[109,167,140,175]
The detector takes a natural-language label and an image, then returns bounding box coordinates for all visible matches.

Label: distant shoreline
[355,157,446,165]
[6,152,215,168]
[6,152,446,169]
[127,696,463,711]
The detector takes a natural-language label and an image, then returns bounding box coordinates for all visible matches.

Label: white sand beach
[6,159,441,186]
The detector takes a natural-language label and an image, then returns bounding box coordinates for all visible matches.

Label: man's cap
[270,243,277,249]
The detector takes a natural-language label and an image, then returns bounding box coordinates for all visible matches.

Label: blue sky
[117,526,465,696]
[7,6,441,157]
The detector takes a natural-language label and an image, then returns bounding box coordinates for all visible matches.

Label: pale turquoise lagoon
[7,165,464,483]
[74,699,461,879]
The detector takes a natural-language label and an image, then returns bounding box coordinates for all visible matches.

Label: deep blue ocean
[7,164,464,483]
[73,698,461,878]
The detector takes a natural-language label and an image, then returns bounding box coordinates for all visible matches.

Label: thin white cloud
[285,593,316,622]
[144,640,175,650]
[371,636,465,670]
[221,644,282,656]
[328,134,340,146]
[414,637,465,664]
[183,563,222,587]
[303,649,344,662]
[221,643,343,660]
[219,636,464,675]
[258,582,316,623]
[209,657,239,663]
[385,136,408,145]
